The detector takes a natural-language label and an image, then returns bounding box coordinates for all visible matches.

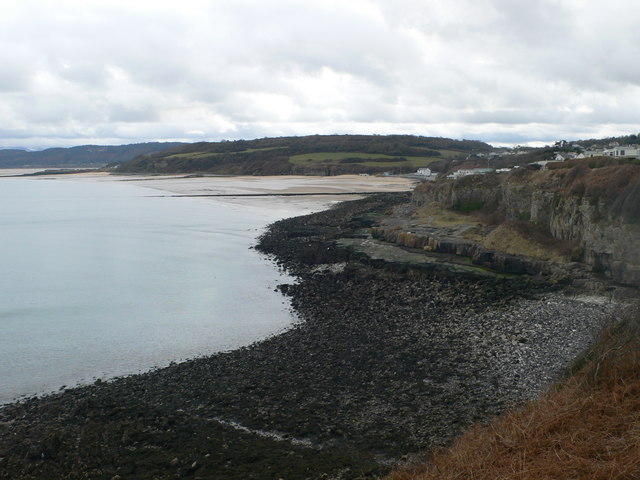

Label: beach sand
[50,171,420,213]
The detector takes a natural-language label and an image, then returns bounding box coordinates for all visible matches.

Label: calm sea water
[0,178,307,404]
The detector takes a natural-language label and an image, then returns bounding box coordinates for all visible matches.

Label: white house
[584,149,605,157]
[531,160,564,170]
[416,167,433,176]
[447,168,494,179]
[603,146,640,158]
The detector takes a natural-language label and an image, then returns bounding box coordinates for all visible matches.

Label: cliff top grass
[509,161,640,223]
[386,303,640,480]
[482,222,573,263]
[411,202,482,229]
[409,203,574,263]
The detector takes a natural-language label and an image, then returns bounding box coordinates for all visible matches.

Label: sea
[0,176,321,404]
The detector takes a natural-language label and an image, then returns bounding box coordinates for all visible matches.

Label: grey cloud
[107,105,159,123]
[56,63,111,88]
[0,69,30,92]
[1,0,639,148]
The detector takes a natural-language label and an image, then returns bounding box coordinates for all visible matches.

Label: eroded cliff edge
[390,164,640,288]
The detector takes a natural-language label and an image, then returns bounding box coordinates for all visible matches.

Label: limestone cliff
[411,165,640,286]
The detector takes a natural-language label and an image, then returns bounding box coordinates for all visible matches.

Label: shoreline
[0,193,620,479]
[0,174,416,405]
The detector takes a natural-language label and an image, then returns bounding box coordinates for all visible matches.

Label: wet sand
[47,172,418,210]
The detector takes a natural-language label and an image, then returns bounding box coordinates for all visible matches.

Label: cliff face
[412,166,640,286]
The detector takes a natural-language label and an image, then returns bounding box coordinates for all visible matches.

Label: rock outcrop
[412,166,640,287]
[370,226,556,277]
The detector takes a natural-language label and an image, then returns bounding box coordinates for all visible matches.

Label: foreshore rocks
[0,193,623,480]
[371,224,549,275]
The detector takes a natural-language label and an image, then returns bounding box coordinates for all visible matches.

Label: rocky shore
[0,194,620,480]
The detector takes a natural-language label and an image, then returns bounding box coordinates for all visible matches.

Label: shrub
[563,164,589,189]
[569,245,584,262]
[453,200,484,213]
[611,174,640,223]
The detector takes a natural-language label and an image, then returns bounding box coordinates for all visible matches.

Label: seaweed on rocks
[256,193,411,273]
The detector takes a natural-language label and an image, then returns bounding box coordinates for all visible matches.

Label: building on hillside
[416,167,434,176]
[447,168,494,179]
[531,159,565,170]
[602,146,640,158]
[584,148,605,157]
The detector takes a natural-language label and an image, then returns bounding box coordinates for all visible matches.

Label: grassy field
[166,146,285,159]
[166,151,222,159]
[242,146,287,153]
[411,202,481,228]
[289,150,458,168]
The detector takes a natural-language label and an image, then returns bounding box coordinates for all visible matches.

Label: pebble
[0,193,623,480]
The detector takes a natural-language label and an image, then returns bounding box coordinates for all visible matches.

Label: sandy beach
[40,171,419,211]
[0,168,50,176]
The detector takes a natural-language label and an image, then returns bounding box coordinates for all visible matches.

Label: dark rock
[0,193,623,480]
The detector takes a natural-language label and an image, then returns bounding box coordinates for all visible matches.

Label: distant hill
[112,135,491,175]
[0,143,186,168]
[574,133,640,148]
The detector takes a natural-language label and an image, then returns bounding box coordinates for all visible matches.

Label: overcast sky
[2,0,639,149]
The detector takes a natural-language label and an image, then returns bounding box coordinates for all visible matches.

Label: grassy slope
[114,135,485,175]
[289,150,458,168]
[0,143,186,168]
[409,203,574,263]
[166,150,448,169]
[482,223,571,263]
[387,304,640,480]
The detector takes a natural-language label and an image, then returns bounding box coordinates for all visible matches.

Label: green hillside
[0,142,186,168]
[112,135,490,175]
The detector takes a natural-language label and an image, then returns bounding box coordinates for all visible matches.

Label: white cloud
[0,0,639,149]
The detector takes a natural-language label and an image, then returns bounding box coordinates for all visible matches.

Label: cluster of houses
[416,165,516,180]
[585,144,640,159]
[533,143,640,170]
[414,141,640,180]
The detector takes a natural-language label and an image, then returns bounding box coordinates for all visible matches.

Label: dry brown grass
[481,221,575,263]
[412,202,482,228]
[556,163,640,223]
[386,305,640,480]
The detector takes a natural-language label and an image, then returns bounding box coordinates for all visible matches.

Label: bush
[563,164,589,189]
[453,200,484,213]
[611,174,640,223]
